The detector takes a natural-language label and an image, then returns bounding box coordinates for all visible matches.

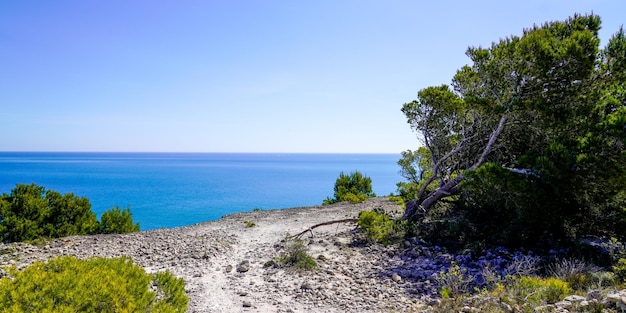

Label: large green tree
[399,14,626,246]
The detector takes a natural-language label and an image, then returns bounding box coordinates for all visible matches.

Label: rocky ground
[3,197,626,312]
[0,198,433,313]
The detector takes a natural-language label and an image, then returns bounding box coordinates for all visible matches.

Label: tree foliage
[0,183,140,243]
[99,205,140,234]
[323,171,376,204]
[0,256,188,312]
[399,14,626,248]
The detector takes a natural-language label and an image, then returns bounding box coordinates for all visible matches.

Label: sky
[1,1,624,153]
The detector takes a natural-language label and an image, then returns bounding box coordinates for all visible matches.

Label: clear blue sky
[1,1,623,153]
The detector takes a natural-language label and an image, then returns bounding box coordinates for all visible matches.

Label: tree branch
[471,113,508,170]
[290,219,359,239]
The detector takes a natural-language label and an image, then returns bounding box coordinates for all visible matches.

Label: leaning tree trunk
[404,113,509,222]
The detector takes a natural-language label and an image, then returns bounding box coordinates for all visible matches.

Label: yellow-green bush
[512,276,571,305]
[613,258,626,283]
[358,209,407,245]
[438,263,473,298]
[0,256,188,312]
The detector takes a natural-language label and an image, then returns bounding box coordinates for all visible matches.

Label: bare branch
[290,219,359,239]
[471,113,508,170]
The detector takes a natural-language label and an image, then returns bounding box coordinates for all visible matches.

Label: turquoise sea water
[0,152,403,230]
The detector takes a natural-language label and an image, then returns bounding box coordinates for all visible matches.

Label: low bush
[613,258,626,283]
[0,256,188,312]
[277,238,317,270]
[437,263,473,298]
[358,209,407,245]
[512,276,571,305]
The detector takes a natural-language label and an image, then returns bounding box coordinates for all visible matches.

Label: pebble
[236,260,250,273]
[391,273,402,283]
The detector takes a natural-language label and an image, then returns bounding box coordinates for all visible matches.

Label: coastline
[1,197,428,313]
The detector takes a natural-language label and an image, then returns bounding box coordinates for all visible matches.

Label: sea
[0,152,404,230]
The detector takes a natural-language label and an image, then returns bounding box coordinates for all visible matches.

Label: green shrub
[0,184,99,243]
[323,171,376,205]
[437,263,473,298]
[613,258,626,283]
[99,205,140,234]
[388,195,405,206]
[0,256,188,312]
[0,184,140,242]
[278,238,317,270]
[358,209,407,245]
[512,276,571,305]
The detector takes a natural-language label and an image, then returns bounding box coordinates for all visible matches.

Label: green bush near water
[0,256,188,312]
[99,205,140,234]
[0,183,140,243]
[323,171,376,205]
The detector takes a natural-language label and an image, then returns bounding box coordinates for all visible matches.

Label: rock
[554,301,572,310]
[587,289,602,300]
[301,281,313,290]
[224,265,233,273]
[391,273,401,283]
[564,295,586,302]
[242,301,252,308]
[607,292,622,303]
[236,260,250,273]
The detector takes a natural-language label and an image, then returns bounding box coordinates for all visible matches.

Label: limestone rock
[587,289,602,300]
[564,295,586,302]
[391,273,401,283]
[236,260,250,273]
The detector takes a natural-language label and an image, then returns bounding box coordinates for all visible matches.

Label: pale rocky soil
[0,198,432,313]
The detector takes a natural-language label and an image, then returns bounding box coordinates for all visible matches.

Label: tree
[0,183,140,243]
[99,205,140,234]
[323,171,376,204]
[399,14,626,247]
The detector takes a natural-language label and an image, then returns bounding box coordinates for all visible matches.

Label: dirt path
[1,198,428,312]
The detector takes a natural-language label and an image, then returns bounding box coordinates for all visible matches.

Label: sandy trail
[1,198,426,313]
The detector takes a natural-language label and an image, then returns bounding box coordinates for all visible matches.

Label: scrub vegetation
[375,13,626,311]
[0,183,139,243]
[323,170,376,205]
[0,256,188,312]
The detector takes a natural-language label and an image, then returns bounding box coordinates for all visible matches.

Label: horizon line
[0,150,404,155]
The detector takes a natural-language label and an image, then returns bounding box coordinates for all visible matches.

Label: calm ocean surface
[0,152,403,230]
